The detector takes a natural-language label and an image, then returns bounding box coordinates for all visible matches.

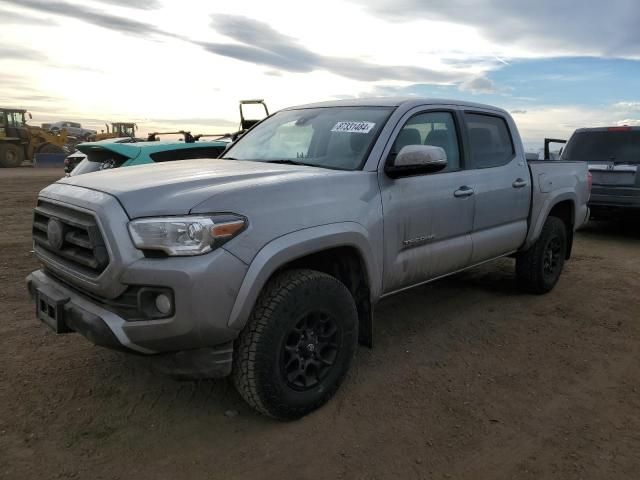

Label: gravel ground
[1,168,639,480]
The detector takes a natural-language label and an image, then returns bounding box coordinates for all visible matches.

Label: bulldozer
[0,108,68,168]
[93,122,138,141]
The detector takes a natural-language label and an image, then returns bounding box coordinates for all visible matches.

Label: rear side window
[465,113,514,168]
[562,130,640,163]
[150,146,226,162]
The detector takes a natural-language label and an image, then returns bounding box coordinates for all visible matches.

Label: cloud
[10,95,61,102]
[511,110,527,114]
[0,0,183,39]
[440,56,506,71]
[0,7,56,24]
[616,118,640,126]
[202,14,465,83]
[349,0,640,58]
[97,0,161,9]
[614,102,640,110]
[509,105,640,149]
[459,76,498,94]
[0,45,48,61]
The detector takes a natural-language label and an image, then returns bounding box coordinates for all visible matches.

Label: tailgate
[589,163,638,186]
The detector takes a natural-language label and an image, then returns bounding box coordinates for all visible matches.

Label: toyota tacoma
[26,98,590,419]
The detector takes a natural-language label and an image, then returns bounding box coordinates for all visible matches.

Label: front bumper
[27,245,249,377]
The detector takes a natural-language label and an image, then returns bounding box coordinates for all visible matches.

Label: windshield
[222,106,393,170]
[562,130,640,163]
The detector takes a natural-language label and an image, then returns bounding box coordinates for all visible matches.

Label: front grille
[32,199,109,277]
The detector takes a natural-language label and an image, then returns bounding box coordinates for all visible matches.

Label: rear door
[379,107,475,294]
[463,111,531,263]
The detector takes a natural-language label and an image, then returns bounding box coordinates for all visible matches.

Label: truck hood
[57,158,347,218]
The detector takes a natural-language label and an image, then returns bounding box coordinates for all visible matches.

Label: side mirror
[386,145,448,178]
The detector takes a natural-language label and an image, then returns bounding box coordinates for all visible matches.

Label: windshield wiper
[265,159,317,167]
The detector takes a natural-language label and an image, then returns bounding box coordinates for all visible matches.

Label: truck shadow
[579,219,640,241]
[90,262,518,427]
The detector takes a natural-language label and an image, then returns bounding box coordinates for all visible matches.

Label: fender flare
[523,189,577,251]
[226,222,381,331]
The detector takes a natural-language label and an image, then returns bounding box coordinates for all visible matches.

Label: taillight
[587,171,593,193]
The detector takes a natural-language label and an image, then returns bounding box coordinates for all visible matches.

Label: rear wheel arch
[516,215,567,294]
[548,200,575,259]
[526,193,577,257]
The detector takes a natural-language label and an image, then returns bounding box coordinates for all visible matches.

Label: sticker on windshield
[331,121,375,134]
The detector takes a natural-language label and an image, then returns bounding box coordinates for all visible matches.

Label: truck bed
[524,160,591,250]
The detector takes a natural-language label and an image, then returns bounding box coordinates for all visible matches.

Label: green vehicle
[67,137,230,176]
[66,99,270,176]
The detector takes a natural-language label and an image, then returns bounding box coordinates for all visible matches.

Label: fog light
[155,294,172,315]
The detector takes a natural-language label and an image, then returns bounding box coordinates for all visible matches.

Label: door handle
[512,178,528,188]
[454,186,474,198]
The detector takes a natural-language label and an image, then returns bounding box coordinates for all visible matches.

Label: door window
[391,111,461,171]
[8,112,23,127]
[465,113,514,168]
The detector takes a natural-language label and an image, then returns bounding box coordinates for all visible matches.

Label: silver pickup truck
[26,98,590,419]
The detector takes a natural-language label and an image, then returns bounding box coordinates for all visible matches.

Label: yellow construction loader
[93,122,138,141]
[0,108,68,167]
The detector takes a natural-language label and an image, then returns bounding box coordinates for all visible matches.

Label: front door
[379,108,475,294]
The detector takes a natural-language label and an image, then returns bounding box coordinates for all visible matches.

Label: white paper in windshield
[331,121,375,134]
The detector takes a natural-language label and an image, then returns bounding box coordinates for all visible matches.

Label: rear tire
[232,269,358,420]
[0,143,24,167]
[516,216,567,294]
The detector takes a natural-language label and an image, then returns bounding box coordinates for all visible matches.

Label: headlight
[128,214,246,256]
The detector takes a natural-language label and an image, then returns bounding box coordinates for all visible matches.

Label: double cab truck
[26,98,590,419]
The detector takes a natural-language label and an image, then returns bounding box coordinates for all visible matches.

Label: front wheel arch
[226,224,381,333]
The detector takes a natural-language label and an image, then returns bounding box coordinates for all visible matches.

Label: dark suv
[561,126,640,219]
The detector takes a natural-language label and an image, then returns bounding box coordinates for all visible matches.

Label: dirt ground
[1,168,639,480]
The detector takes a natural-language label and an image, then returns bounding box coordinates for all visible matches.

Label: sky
[1,0,639,151]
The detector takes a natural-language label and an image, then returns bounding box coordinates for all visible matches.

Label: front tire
[516,216,567,294]
[232,269,358,420]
